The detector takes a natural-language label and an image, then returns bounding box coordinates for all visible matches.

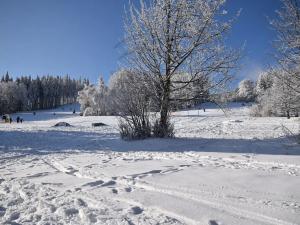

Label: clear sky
[0,0,282,85]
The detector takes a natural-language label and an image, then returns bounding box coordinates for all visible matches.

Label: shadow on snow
[0,130,299,156]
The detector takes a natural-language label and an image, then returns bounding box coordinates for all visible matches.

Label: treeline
[0,72,87,114]
[221,74,299,118]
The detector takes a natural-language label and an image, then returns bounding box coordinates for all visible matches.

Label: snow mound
[92,122,107,127]
[53,122,72,127]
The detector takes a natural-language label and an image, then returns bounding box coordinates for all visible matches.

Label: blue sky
[0,0,281,85]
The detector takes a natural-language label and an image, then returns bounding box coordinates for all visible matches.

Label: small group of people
[16,116,24,123]
[2,115,12,123]
[2,114,25,124]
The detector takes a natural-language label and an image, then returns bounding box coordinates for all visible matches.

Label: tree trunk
[158,0,172,138]
[159,78,171,137]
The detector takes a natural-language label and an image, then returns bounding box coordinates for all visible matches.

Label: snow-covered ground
[0,104,299,225]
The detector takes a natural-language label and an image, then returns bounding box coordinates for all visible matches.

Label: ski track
[2,152,299,225]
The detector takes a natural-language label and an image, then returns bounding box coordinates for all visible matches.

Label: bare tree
[125,0,240,137]
[266,0,300,117]
[270,0,300,93]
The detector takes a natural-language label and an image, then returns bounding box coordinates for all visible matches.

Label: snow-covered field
[0,104,299,225]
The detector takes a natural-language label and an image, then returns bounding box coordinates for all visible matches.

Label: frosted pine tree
[237,79,255,102]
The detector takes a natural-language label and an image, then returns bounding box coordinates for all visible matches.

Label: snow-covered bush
[152,117,174,138]
[109,69,152,139]
[118,117,151,140]
[250,91,273,117]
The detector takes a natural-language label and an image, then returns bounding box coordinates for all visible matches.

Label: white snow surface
[0,103,300,225]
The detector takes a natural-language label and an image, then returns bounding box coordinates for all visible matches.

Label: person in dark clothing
[16,116,20,123]
[20,118,23,123]
[9,118,12,123]
[73,109,76,114]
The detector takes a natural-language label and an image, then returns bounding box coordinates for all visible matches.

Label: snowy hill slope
[7,103,81,122]
[0,104,299,225]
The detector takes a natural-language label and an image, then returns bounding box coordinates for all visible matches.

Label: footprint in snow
[209,220,221,225]
[112,188,118,194]
[65,167,79,175]
[76,198,87,207]
[41,182,63,187]
[0,206,6,217]
[26,172,50,178]
[101,180,116,187]
[129,206,143,215]
[131,170,162,179]
[179,164,191,168]
[124,187,132,192]
[9,212,20,221]
[86,213,97,223]
[64,208,79,217]
[82,180,104,187]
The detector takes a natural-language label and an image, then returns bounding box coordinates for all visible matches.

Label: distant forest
[0,72,88,114]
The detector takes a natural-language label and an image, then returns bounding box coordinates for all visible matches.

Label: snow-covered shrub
[152,117,174,138]
[109,69,152,140]
[118,117,151,140]
[249,105,261,117]
[251,88,274,117]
